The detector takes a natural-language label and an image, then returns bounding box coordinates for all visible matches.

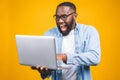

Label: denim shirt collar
[55,24,80,53]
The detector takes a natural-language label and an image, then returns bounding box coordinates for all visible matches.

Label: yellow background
[0,0,120,80]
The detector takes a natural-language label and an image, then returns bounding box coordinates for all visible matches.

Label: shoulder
[76,23,99,35]
[76,23,100,41]
[77,23,98,32]
[44,27,59,36]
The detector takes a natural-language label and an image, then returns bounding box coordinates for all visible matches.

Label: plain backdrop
[0,0,120,80]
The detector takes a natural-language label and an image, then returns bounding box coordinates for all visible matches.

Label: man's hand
[31,65,51,74]
[57,53,67,62]
[31,66,51,79]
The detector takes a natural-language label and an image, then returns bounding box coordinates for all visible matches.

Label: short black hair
[56,2,76,12]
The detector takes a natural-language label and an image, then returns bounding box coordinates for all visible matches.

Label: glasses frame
[53,12,76,21]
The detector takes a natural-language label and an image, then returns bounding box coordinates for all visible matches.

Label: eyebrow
[55,12,75,16]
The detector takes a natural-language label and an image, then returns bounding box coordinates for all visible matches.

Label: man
[33,2,101,80]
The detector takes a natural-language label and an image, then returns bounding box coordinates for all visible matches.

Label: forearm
[66,50,101,66]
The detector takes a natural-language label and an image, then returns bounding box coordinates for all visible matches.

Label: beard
[57,18,75,36]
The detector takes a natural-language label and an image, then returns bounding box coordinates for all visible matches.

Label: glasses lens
[61,15,68,20]
[53,12,75,21]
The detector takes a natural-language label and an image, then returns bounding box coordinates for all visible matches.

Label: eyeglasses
[53,12,76,21]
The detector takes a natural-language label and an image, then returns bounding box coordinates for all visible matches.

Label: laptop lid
[15,35,57,70]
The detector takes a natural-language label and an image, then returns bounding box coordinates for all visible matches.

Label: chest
[55,34,86,53]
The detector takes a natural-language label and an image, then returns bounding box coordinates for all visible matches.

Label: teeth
[60,25,65,27]
[60,25,67,31]
[60,26,66,28]
[60,23,66,27]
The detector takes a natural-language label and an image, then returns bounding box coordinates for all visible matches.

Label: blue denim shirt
[44,23,101,80]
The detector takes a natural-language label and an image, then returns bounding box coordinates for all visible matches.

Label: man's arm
[57,27,101,66]
[66,27,101,66]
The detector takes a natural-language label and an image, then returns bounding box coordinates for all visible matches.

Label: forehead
[56,6,74,15]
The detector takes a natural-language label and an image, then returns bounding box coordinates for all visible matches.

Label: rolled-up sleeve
[67,26,101,66]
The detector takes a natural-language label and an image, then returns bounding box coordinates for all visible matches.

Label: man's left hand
[57,53,67,62]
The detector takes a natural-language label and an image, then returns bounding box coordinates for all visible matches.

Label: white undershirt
[62,30,75,55]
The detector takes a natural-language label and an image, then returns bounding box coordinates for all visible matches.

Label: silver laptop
[15,35,58,70]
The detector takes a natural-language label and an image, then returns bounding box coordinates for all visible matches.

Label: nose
[58,18,64,23]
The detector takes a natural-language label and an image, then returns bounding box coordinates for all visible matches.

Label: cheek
[56,21,59,26]
[65,17,73,24]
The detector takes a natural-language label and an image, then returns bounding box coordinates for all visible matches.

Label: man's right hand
[31,66,52,79]
[31,65,51,75]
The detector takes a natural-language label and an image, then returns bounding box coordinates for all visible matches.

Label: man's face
[55,6,76,36]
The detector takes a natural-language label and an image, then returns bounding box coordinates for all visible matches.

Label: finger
[57,55,62,60]
[40,67,43,70]
[40,66,45,70]
[36,65,40,69]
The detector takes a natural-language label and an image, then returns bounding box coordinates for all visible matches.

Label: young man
[33,2,101,80]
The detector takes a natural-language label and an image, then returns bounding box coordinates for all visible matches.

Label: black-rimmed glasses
[53,12,76,21]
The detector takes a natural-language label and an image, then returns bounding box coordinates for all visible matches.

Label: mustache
[57,19,74,36]
[57,23,67,27]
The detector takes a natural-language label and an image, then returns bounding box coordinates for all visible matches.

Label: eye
[61,15,68,18]
[55,15,60,19]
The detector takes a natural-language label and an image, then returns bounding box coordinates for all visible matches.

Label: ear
[73,13,78,19]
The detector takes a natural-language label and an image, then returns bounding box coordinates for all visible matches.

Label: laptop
[15,35,58,70]
[15,35,71,70]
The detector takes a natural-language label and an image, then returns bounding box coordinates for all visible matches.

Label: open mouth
[60,25,67,32]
